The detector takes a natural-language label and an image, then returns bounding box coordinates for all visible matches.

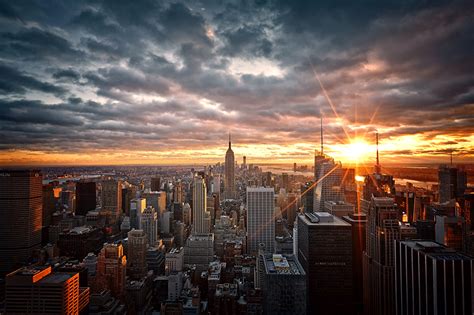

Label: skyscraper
[127,229,148,279]
[5,265,88,314]
[130,198,146,229]
[96,243,127,299]
[262,254,306,315]
[395,240,474,315]
[140,206,158,246]
[363,197,401,315]
[297,212,353,315]
[313,158,345,212]
[224,134,236,199]
[151,176,161,191]
[192,175,209,234]
[247,186,275,254]
[0,170,42,276]
[438,165,467,203]
[101,179,122,221]
[76,181,96,216]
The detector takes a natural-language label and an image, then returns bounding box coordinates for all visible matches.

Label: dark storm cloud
[0,0,472,159]
[0,63,65,96]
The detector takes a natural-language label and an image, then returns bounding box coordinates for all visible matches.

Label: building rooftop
[401,240,474,261]
[264,254,305,276]
[300,212,350,226]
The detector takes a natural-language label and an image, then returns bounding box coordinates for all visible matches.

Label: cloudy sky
[0,0,473,166]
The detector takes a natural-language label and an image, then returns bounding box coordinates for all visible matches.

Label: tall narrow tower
[374,132,381,174]
[224,133,236,199]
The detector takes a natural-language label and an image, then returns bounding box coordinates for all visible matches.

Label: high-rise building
[313,158,345,212]
[76,181,96,216]
[0,170,42,276]
[192,175,209,234]
[42,183,55,228]
[130,198,146,229]
[140,206,158,246]
[151,176,161,191]
[224,134,236,199]
[183,234,215,274]
[121,184,136,216]
[435,215,467,251]
[127,229,148,279]
[342,213,367,314]
[212,175,221,194]
[324,201,355,218]
[5,265,89,314]
[438,165,467,203]
[96,243,127,299]
[262,254,306,315]
[297,212,352,315]
[301,181,314,213]
[363,197,401,315]
[101,179,122,220]
[173,181,184,203]
[165,247,184,275]
[395,240,474,315]
[246,187,275,254]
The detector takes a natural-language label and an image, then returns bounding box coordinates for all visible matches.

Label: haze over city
[0,1,473,166]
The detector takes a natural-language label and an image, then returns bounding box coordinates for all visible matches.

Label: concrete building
[130,198,146,229]
[151,176,161,191]
[435,215,467,251]
[127,229,148,279]
[297,212,352,315]
[96,243,127,299]
[0,170,43,276]
[165,247,184,275]
[5,265,88,314]
[395,240,474,315]
[140,206,158,246]
[192,176,209,234]
[247,187,275,254]
[262,254,306,315]
[324,201,355,218]
[184,234,215,273]
[101,179,122,221]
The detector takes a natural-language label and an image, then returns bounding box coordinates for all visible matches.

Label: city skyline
[0,1,473,166]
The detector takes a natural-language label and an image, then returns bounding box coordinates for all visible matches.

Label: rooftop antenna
[375,132,381,174]
[228,133,231,149]
[450,151,453,166]
[320,115,324,155]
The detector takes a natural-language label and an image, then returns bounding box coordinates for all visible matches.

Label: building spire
[375,132,381,174]
[320,115,324,155]
[228,132,231,149]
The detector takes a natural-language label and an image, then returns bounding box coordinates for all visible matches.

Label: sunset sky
[0,1,473,166]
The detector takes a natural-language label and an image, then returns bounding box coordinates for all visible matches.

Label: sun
[331,138,373,164]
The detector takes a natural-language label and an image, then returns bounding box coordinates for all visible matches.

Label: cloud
[0,0,472,164]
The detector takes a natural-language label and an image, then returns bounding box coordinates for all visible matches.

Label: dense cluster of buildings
[0,131,473,314]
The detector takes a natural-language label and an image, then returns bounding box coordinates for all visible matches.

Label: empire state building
[224,134,236,199]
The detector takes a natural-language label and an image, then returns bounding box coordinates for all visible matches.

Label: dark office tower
[297,212,352,315]
[151,176,161,191]
[0,170,42,276]
[121,184,137,216]
[262,254,306,315]
[76,181,96,216]
[438,165,467,203]
[301,181,314,213]
[5,265,89,314]
[42,183,56,227]
[363,197,401,315]
[282,173,289,191]
[342,213,367,314]
[101,179,122,221]
[395,240,474,315]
